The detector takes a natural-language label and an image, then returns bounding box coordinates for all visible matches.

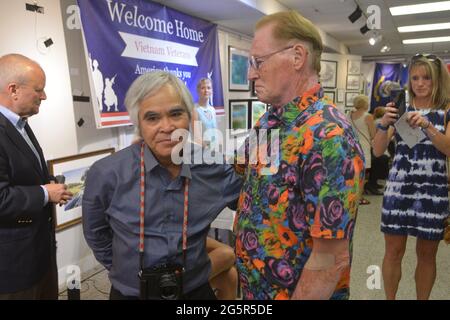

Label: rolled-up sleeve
[221,164,243,210]
[82,162,114,270]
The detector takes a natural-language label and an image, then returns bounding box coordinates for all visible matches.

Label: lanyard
[139,142,189,270]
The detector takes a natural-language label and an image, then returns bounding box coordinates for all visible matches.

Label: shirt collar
[0,105,25,129]
[143,143,192,179]
[263,84,323,128]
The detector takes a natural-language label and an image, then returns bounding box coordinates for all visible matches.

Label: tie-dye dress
[381,106,450,240]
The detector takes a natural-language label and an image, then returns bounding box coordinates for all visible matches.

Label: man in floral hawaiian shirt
[234,11,365,300]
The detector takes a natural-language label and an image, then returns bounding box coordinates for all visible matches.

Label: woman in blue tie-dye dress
[373,54,450,300]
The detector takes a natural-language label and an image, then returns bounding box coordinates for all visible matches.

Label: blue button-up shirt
[82,143,242,297]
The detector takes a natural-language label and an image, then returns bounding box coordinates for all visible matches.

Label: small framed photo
[347,60,361,75]
[47,148,115,232]
[337,89,345,103]
[319,60,337,88]
[250,100,267,127]
[229,46,250,91]
[346,74,360,91]
[345,92,359,107]
[229,100,249,134]
[323,91,335,104]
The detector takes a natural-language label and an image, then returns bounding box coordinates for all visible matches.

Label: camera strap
[139,142,189,270]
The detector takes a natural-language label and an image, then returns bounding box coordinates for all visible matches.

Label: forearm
[424,124,450,157]
[291,240,350,300]
[291,266,342,300]
[372,128,392,157]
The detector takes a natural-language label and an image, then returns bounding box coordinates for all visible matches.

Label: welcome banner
[78,0,223,128]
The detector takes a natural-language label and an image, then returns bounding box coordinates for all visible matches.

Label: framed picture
[345,92,359,107]
[229,46,250,91]
[337,88,345,103]
[323,91,335,104]
[250,100,267,127]
[347,60,361,75]
[47,148,115,232]
[229,100,249,134]
[346,74,360,91]
[319,60,337,88]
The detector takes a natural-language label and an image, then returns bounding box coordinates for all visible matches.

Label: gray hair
[124,70,194,133]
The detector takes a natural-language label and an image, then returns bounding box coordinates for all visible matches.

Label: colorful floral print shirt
[234,84,365,300]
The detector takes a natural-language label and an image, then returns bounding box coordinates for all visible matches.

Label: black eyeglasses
[411,53,440,66]
[248,46,294,70]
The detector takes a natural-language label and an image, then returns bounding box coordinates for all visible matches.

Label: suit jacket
[0,112,55,294]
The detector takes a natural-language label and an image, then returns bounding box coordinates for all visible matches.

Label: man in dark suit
[0,54,73,299]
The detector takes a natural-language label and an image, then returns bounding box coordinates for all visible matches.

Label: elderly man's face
[139,84,190,166]
[13,65,47,117]
[248,23,295,108]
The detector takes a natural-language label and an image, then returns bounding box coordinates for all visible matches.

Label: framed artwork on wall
[346,74,360,91]
[47,148,115,232]
[347,60,361,75]
[229,100,249,134]
[228,46,250,91]
[250,100,267,128]
[323,91,335,104]
[345,91,359,107]
[319,60,337,88]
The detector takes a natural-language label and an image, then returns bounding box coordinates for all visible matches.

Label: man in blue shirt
[0,54,73,299]
[82,71,242,300]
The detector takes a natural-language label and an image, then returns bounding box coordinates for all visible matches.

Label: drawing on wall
[48,148,115,231]
[229,47,250,91]
[347,60,361,75]
[319,60,337,88]
[229,100,249,134]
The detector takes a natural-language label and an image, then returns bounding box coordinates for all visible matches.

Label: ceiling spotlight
[380,44,391,53]
[348,5,362,23]
[360,24,369,34]
[369,37,376,45]
[369,31,381,46]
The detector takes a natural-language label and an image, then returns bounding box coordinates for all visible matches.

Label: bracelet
[376,123,389,131]
[421,120,430,129]
[426,128,437,138]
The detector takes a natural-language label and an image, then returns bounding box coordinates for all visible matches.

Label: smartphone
[390,88,406,118]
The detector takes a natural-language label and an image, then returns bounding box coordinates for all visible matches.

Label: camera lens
[159,273,178,300]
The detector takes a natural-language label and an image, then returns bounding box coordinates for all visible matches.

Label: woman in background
[349,95,377,204]
[373,53,450,300]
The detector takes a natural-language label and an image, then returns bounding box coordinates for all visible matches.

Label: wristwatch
[376,123,389,131]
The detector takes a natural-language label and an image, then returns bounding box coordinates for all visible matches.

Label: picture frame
[345,92,359,107]
[250,100,267,128]
[346,74,360,91]
[229,100,249,134]
[47,148,115,232]
[319,60,337,88]
[228,46,250,91]
[337,88,345,103]
[323,91,335,104]
[347,60,361,75]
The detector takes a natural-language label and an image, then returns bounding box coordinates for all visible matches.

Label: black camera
[139,264,184,300]
[390,88,406,118]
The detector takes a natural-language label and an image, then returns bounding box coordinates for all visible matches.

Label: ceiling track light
[348,5,362,23]
[360,24,369,34]
[380,44,391,53]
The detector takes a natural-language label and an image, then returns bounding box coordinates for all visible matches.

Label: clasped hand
[45,182,74,206]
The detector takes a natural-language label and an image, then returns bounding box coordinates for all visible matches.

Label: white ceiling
[153,0,450,62]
